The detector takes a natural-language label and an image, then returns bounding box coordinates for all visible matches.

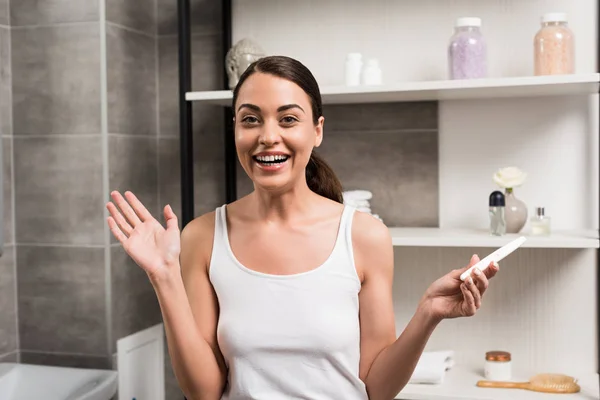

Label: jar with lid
[484,351,512,381]
[534,13,575,75]
[448,17,487,80]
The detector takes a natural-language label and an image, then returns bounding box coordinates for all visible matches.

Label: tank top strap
[326,205,359,279]
[208,204,230,276]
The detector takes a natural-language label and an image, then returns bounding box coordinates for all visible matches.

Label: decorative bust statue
[225,38,266,89]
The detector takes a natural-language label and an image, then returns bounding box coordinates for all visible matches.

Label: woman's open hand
[106,191,181,284]
[420,255,499,322]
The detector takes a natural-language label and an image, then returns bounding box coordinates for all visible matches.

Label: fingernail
[493,261,499,268]
[473,268,481,276]
[467,276,473,285]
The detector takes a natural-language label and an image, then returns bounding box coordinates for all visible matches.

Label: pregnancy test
[460,236,527,281]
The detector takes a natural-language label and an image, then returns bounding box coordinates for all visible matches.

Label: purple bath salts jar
[448,17,487,79]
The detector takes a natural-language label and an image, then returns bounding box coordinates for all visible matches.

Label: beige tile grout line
[99,0,113,359]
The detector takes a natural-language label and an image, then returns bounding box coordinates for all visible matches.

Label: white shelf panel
[388,228,599,248]
[396,365,599,400]
[186,74,600,106]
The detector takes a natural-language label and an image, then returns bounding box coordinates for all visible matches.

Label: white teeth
[256,154,288,162]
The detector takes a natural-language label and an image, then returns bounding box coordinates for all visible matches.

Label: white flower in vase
[492,167,528,234]
[493,166,527,190]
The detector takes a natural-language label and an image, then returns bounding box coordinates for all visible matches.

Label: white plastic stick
[460,236,527,281]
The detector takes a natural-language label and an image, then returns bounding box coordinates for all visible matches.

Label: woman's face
[234,72,324,193]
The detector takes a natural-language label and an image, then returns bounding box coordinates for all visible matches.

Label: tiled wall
[4,0,161,370]
[0,0,17,364]
[105,0,162,356]
[10,0,107,368]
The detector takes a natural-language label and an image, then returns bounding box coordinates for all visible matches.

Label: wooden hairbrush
[476,373,581,393]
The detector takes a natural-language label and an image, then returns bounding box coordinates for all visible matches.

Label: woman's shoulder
[179,209,220,274]
[350,209,391,248]
[350,210,393,280]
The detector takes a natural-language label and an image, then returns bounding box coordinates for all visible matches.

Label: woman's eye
[241,116,259,124]
[281,116,298,124]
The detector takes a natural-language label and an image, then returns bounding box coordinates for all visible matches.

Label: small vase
[504,188,528,233]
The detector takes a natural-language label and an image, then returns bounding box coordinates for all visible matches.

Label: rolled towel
[408,350,455,385]
[342,190,373,201]
[344,199,371,208]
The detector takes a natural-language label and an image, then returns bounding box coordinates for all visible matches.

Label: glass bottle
[489,191,506,236]
[448,17,487,80]
[530,207,551,236]
[534,13,575,75]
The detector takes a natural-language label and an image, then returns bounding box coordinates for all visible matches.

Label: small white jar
[484,351,512,381]
[361,59,382,85]
[345,53,363,86]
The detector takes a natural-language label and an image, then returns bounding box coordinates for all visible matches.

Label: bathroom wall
[105,0,162,357]
[5,0,162,371]
[0,0,17,364]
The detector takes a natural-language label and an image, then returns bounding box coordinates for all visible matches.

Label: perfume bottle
[530,207,551,236]
[489,191,506,236]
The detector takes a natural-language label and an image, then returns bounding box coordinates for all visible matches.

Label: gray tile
[106,0,156,35]
[108,135,158,242]
[3,138,12,245]
[20,351,110,369]
[14,136,104,245]
[318,128,439,227]
[12,24,101,136]
[157,0,221,36]
[0,351,18,363]
[0,246,17,355]
[158,135,226,224]
[107,24,157,136]
[158,33,223,137]
[322,102,438,132]
[0,26,10,137]
[10,0,99,26]
[17,246,107,354]
[111,245,161,347]
[0,0,8,26]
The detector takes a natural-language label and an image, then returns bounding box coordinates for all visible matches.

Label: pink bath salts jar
[534,13,575,75]
[448,17,487,80]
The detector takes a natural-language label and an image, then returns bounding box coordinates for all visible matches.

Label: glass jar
[448,17,487,80]
[534,13,575,75]
[484,351,512,381]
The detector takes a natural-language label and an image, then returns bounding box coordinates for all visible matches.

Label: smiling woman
[232,56,344,203]
[105,55,500,400]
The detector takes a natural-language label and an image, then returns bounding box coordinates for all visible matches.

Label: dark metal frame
[178,0,600,393]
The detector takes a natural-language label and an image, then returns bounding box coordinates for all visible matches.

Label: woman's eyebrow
[277,104,305,113]
[237,103,261,113]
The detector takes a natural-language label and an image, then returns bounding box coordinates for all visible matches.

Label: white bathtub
[0,362,118,400]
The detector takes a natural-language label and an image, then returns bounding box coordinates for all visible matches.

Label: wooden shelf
[388,228,599,248]
[186,73,600,106]
[396,365,599,400]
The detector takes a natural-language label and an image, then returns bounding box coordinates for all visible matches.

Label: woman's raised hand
[106,191,181,284]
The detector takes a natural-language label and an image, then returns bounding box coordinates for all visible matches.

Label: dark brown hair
[231,55,343,203]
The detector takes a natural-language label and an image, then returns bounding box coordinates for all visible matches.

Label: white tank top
[209,204,368,400]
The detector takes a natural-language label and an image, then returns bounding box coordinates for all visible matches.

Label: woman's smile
[252,151,292,172]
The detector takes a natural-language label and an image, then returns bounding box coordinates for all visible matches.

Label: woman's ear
[314,116,324,148]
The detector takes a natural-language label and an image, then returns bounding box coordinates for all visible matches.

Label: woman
[106,55,498,400]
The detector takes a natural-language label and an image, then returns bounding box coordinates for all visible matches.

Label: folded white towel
[342,190,373,201]
[344,199,371,208]
[408,350,455,385]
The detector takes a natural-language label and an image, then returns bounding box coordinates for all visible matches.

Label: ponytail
[306,151,343,203]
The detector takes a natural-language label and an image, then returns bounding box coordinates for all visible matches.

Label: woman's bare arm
[153,213,227,400]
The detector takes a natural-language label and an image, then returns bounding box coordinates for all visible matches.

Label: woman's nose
[258,122,281,145]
